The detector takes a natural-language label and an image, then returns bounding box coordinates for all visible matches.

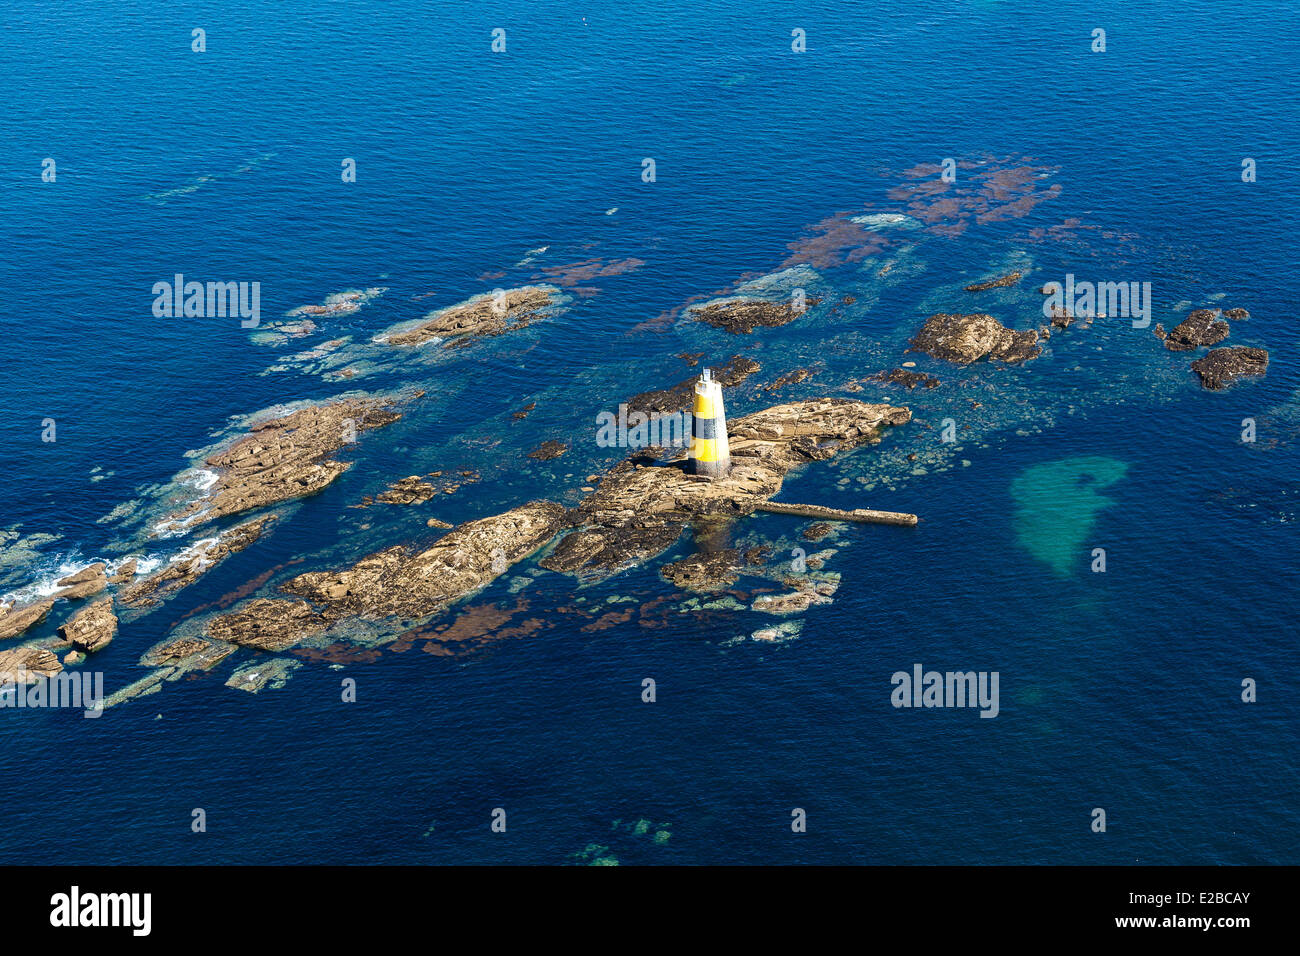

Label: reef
[385,286,554,347]
[1164,308,1231,352]
[528,441,570,461]
[908,312,1041,365]
[541,398,909,581]
[690,297,819,334]
[161,396,404,530]
[1190,347,1269,390]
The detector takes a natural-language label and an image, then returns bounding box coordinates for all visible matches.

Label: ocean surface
[0,0,1296,864]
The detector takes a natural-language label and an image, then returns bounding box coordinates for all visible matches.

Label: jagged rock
[1049,306,1074,328]
[690,297,820,334]
[386,286,554,346]
[426,517,453,529]
[56,563,108,600]
[965,271,1023,292]
[161,397,404,531]
[226,658,302,694]
[660,550,740,592]
[121,515,274,608]
[627,356,760,415]
[542,399,909,581]
[0,645,61,684]
[1153,323,1166,340]
[752,578,839,615]
[107,559,138,584]
[58,598,117,653]
[1223,308,1250,320]
[1165,309,1229,351]
[908,313,1041,365]
[528,441,570,461]
[1190,347,1269,390]
[0,599,54,642]
[802,522,834,541]
[870,368,940,389]
[374,476,437,505]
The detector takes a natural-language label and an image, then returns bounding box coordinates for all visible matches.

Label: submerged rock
[163,396,404,530]
[908,313,1041,365]
[226,657,302,693]
[528,440,570,461]
[386,286,554,346]
[1190,347,1269,390]
[58,598,117,653]
[964,271,1023,292]
[762,369,812,392]
[0,599,54,642]
[542,399,909,581]
[1165,309,1230,352]
[690,297,819,334]
[121,515,275,608]
[660,550,740,592]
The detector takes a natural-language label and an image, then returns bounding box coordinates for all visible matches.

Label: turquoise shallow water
[0,0,1296,863]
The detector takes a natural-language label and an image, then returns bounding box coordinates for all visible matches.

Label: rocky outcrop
[0,599,54,642]
[386,286,554,347]
[58,598,117,653]
[374,476,437,505]
[690,298,819,334]
[1165,309,1230,352]
[56,563,108,600]
[162,397,404,531]
[626,356,760,416]
[200,502,570,648]
[908,313,1041,365]
[965,271,1023,292]
[0,645,61,684]
[870,368,940,389]
[107,559,138,584]
[1190,347,1269,390]
[1222,308,1250,321]
[541,398,909,581]
[121,515,275,608]
[660,550,740,592]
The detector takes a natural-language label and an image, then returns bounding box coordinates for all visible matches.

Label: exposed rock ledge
[0,645,61,684]
[1190,347,1269,390]
[1165,308,1230,352]
[197,398,907,646]
[541,398,910,581]
[0,599,54,642]
[162,396,405,531]
[690,297,820,334]
[385,286,554,347]
[908,313,1041,365]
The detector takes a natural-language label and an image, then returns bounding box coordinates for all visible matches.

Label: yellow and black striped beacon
[688,367,731,478]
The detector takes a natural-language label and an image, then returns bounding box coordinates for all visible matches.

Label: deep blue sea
[0,0,1296,864]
